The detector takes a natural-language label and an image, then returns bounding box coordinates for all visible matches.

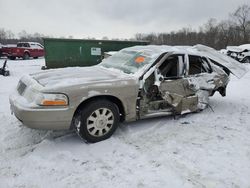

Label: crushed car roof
[122,45,248,78]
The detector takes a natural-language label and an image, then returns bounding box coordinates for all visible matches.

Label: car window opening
[188,55,210,75]
[159,56,179,78]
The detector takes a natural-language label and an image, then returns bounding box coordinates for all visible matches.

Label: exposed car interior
[188,55,212,75]
[139,55,187,117]
[159,56,178,78]
[139,54,218,118]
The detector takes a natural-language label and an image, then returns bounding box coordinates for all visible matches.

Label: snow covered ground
[0,58,250,188]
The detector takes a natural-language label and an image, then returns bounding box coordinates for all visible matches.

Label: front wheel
[74,100,120,143]
[9,56,16,60]
[23,53,30,60]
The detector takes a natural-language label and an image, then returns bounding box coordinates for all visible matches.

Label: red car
[2,42,45,60]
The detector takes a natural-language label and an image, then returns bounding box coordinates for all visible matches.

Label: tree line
[0,4,249,49]
[0,29,51,45]
[135,4,250,49]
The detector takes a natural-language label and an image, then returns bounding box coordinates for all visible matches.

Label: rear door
[186,55,219,92]
[159,54,198,114]
[24,43,34,56]
[183,55,220,111]
[29,43,38,57]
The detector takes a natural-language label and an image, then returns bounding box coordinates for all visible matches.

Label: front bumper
[9,93,73,130]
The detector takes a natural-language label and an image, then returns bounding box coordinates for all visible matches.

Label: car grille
[17,81,27,95]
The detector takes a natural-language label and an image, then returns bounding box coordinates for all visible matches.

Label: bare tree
[0,28,7,41]
[135,33,144,41]
[18,30,29,39]
[102,36,109,40]
[0,28,16,44]
[231,4,250,43]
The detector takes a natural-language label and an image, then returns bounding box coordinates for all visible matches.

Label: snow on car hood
[30,66,132,88]
[238,44,250,50]
[226,44,250,53]
[193,45,248,78]
[226,46,244,53]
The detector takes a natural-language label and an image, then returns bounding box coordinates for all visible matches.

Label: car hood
[193,45,248,78]
[226,46,244,53]
[30,66,133,88]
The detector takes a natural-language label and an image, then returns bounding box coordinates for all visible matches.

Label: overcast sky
[0,0,249,39]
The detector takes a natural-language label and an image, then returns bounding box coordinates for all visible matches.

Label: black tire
[242,57,250,64]
[9,56,16,60]
[23,53,30,60]
[3,71,10,76]
[74,100,120,143]
[34,57,38,59]
[41,66,47,70]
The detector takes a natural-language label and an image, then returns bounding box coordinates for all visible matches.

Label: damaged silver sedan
[10,45,248,142]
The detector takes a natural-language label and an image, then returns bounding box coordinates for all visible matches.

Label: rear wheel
[34,57,38,59]
[23,53,30,60]
[74,100,120,143]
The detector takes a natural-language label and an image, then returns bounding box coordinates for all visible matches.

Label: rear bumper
[9,94,73,130]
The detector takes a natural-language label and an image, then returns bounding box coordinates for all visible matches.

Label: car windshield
[99,50,155,74]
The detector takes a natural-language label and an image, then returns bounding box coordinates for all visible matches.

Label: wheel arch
[72,95,126,127]
[23,50,30,55]
[23,51,31,58]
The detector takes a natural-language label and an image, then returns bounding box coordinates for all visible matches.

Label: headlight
[35,93,68,106]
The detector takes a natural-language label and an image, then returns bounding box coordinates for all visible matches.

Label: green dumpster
[43,38,149,69]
